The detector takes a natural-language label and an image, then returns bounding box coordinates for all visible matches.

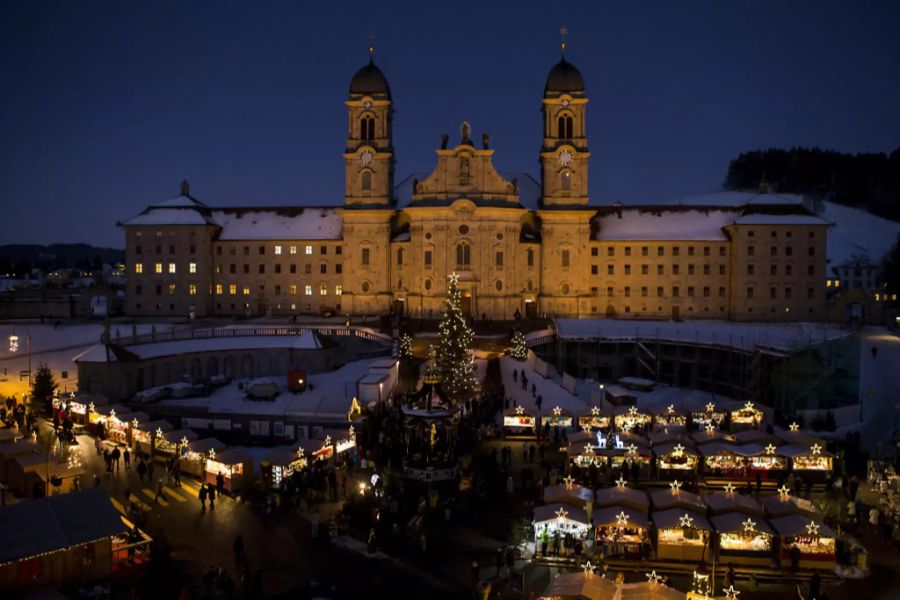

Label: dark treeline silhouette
[725,147,900,222]
[0,244,124,277]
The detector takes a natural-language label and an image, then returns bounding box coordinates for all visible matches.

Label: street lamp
[8,327,32,388]
[598,383,605,409]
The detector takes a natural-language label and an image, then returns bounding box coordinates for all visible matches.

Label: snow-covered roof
[211,208,342,241]
[595,486,650,512]
[711,512,773,535]
[534,502,590,525]
[594,505,648,528]
[650,489,707,513]
[594,207,736,241]
[122,207,214,226]
[653,508,712,531]
[770,514,834,538]
[760,493,820,518]
[705,492,764,516]
[733,213,831,226]
[543,484,593,505]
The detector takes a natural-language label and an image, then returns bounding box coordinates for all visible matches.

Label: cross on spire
[560,26,568,56]
[368,32,376,63]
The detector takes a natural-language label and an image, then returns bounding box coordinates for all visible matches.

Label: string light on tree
[437,272,477,403]
[509,330,528,361]
[398,333,413,360]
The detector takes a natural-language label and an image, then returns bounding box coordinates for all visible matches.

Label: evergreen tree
[510,331,528,361]
[437,273,477,403]
[30,363,56,418]
[398,333,413,361]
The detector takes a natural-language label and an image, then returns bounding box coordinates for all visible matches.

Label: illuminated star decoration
[155,427,163,438]
[626,443,638,457]
[555,507,569,522]
[667,404,675,415]
[323,435,332,447]
[679,513,695,528]
[672,444,685,458]
[628,406,639,417]
[789,422,800,432]
[180,436,189,447]
[552,406,562,416]
[348,425,355,438]
[706,402,716,413]
[562,475,575,489]
[582,560,595,575]
[705,423,716,433]
[670,479,682,494]
[805,521,820,537]
[109,408,116,420]
[645,570,663,585]
[591,406,602,417]
[131,418,139,429]
[208,448,216,460]
[723,482,736,495]
[778,484,790,499]
[88,402,95,413]
[448,271,460,286]
[744,401,755,411]
[742,518,757,534]
[297,447,305,460]
[765,444,776,455]
[583,443,595,455]
[615,511,629,528]
[810,443,822,456]
[616,475,627,490]
[723,585,741,599]
[515,406,525,415]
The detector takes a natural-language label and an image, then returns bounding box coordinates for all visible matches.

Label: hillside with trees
[0,244,123,277]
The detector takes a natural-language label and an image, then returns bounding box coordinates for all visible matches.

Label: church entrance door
[461,293,473,316]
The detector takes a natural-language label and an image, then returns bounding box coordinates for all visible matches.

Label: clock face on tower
[561,99,570,107]
[360,150,374,166]
[558,149,574,167]
[363,100,372,109]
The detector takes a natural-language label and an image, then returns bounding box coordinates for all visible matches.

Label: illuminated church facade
[122,53,830,322]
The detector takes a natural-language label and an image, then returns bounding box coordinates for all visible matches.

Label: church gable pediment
[411,122,519,205]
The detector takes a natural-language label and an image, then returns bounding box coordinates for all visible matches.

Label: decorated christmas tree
[437,272,477,403]
[509,331,528,361]
[398,333,413,361]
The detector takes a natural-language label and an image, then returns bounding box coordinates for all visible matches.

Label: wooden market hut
[650,488,707,513]
[770,514,836,570]
[595,486,650,515]
[154,428,199,460]
[533,503,593,559]
[760,493,821,519]
[181,438,226,478]
[778,444,834,479]
[543,483,594,509]
[0,488,127,590]
[261,445,307,489]
[652,441,700,477]
[204,447,253,493]
[0,439,41,482]
[575,405,611,431]
[652,507,713,562]
[502,407,537,438]
[131,419,173,455]
[711,512,775,566]
[593,505,650,559]
[705,491,764,517]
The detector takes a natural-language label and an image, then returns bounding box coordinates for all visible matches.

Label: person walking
[137,458,147,483]
[199,483,208,512]
[112,447,121,473]
[153,479,164,504]
[124,448,131,471]
[208,483,216,510]
[216,472,225,496]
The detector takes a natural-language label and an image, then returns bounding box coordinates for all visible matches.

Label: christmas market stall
[728,401,765,432]
[650,488,707,514]
[541,406,575,432]
[613,406,651,434]
[575,405,611,431]
[262,445,308,489]
[540,570,620,599]
[204,446,252,493]
[533,503,592,559]
[131,419,173,455]
[652,508,712,562]
[770,515,836,570]
[698,442,748,479]
[0,438,41,482]
[689,400,733,431]
[154,428,199,460]
[711,513,775,566]
[595,484,650,515]
[0,488,127,590]
[761,489,821,518]
[180,438,226,478]
[649,403,687,428]
[295,436,337,464]
[779,443,834,479]
[594,505,650,559]
[89,405,133,444]
[705,490,764,517]
[543,480,594,509]
[652,441,699,477]
[503,406,537,438]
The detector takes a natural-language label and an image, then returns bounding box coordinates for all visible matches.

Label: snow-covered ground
[0,322,172,398]
[858,328,900,452]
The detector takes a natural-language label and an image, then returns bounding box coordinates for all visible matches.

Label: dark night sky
[2,1,899,247]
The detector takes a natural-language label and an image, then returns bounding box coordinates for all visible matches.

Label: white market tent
[544,484,594,507]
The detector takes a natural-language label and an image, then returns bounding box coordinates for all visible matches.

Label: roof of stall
[705,492,764,516]
[187,438,226,454]
[650,489,707,513]
[594,505,649,529]
[160,428,199,444]
[534,502,590,525]
[770,514,834,538]
[213,447,253,465]
[652,508,713,531]
[543,484,594,506]
[595,487,650,512]
[760,494,822,518]
[542,571,620,599]
[711,512,774,535]
[652,441,698,456]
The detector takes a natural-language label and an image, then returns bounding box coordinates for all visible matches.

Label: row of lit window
[747,245,815,257]
[874,293,898,302]
[592,264,728,276]
[591,245,726,258]
[214,284,342,296]
[592,286,727,298]
[134,284,197,296]
[216,245,341,257]
[134,263,197,274]
[215,263,341,275]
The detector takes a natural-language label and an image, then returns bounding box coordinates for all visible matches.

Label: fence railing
[117,325,393,348]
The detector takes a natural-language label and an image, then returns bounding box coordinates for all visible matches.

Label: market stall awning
[618,581,686,600]
[648,430,691,446]
[776,444,833,458]
[760,493,821,518]
[594,505,649,529]
[733,429,782,446]
[711,512,774,535]
[160,428,199,444]
[652,508,712,532]
[650,488,707,513]
[187,438,226,455]
[264,445,302,467]
[705,491,764,516]
[543,484,593,506]
[691,429,732,445]
[652,441,698,457]
[139,419,174,433]
[542,571,620,599]
[595,487,650,513]
[770,514,834,538]
[534,502,590,526]
[775,429,825,446]
[214,447,253,466]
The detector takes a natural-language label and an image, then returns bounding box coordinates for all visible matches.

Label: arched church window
[527,248,534,267]
[558,115,573,138]
[361,170,372,191]
[560,170,572,191]
[459,156,470,185]
[456,243,471,267]
[360,116,375,141]
[425,279,432,291]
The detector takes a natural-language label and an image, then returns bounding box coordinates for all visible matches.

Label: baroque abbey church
[122,51,830,322]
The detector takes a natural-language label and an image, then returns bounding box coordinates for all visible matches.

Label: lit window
[155,263,162,274]
[290,245,297,255]
[135,263,143,274]
[242,286,250,295]
[168,284,176,295]
[305,245,313,255]
[189,262,197,274]
[320,285,327,295]
[826,280,832,288]
[305,285,312,295]
[336,285,342,296]
[215,284,223,295]
[188,284,197,296]
[275,245,282,255]
[289,285,297,295]
[168,263,176,274]
[229,284,237,295]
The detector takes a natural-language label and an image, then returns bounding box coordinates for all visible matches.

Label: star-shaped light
[645,570,663,585]
[555,507,569,522]
[348,425,355,438]
[626,443,638,457]
[628,406,639,417]
[706,402,716,413]
[88,402,95,413]
[582,560,595,575]
[673,444,685,458]
[705,423,716,433]
[805,521,820,537]
[616,476,627,490]
[679,513,695,528]
[670,479,682,494]
[744,401,755,411]
[297,447,305,460]
[583,443,595,455]
[742,518,757,534]
[323,435,332,447]
[723,585,741,599]
[778,484,790,499]
[667,404,676,415]
[180,436,189,447]
[109,408,117,419]
[208,448,216,460]
[448,271,460,285]
[155,427,163,438]
[515,406,525,415]
[723,482,736,495]
[131,418,139,429]
[615,511,628,528]
[552,406,562,416]
[789,422,800,432]
[765,443,776,455]
[562,475,575,489]
[591,406,602,417]
[810,443,822,456]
